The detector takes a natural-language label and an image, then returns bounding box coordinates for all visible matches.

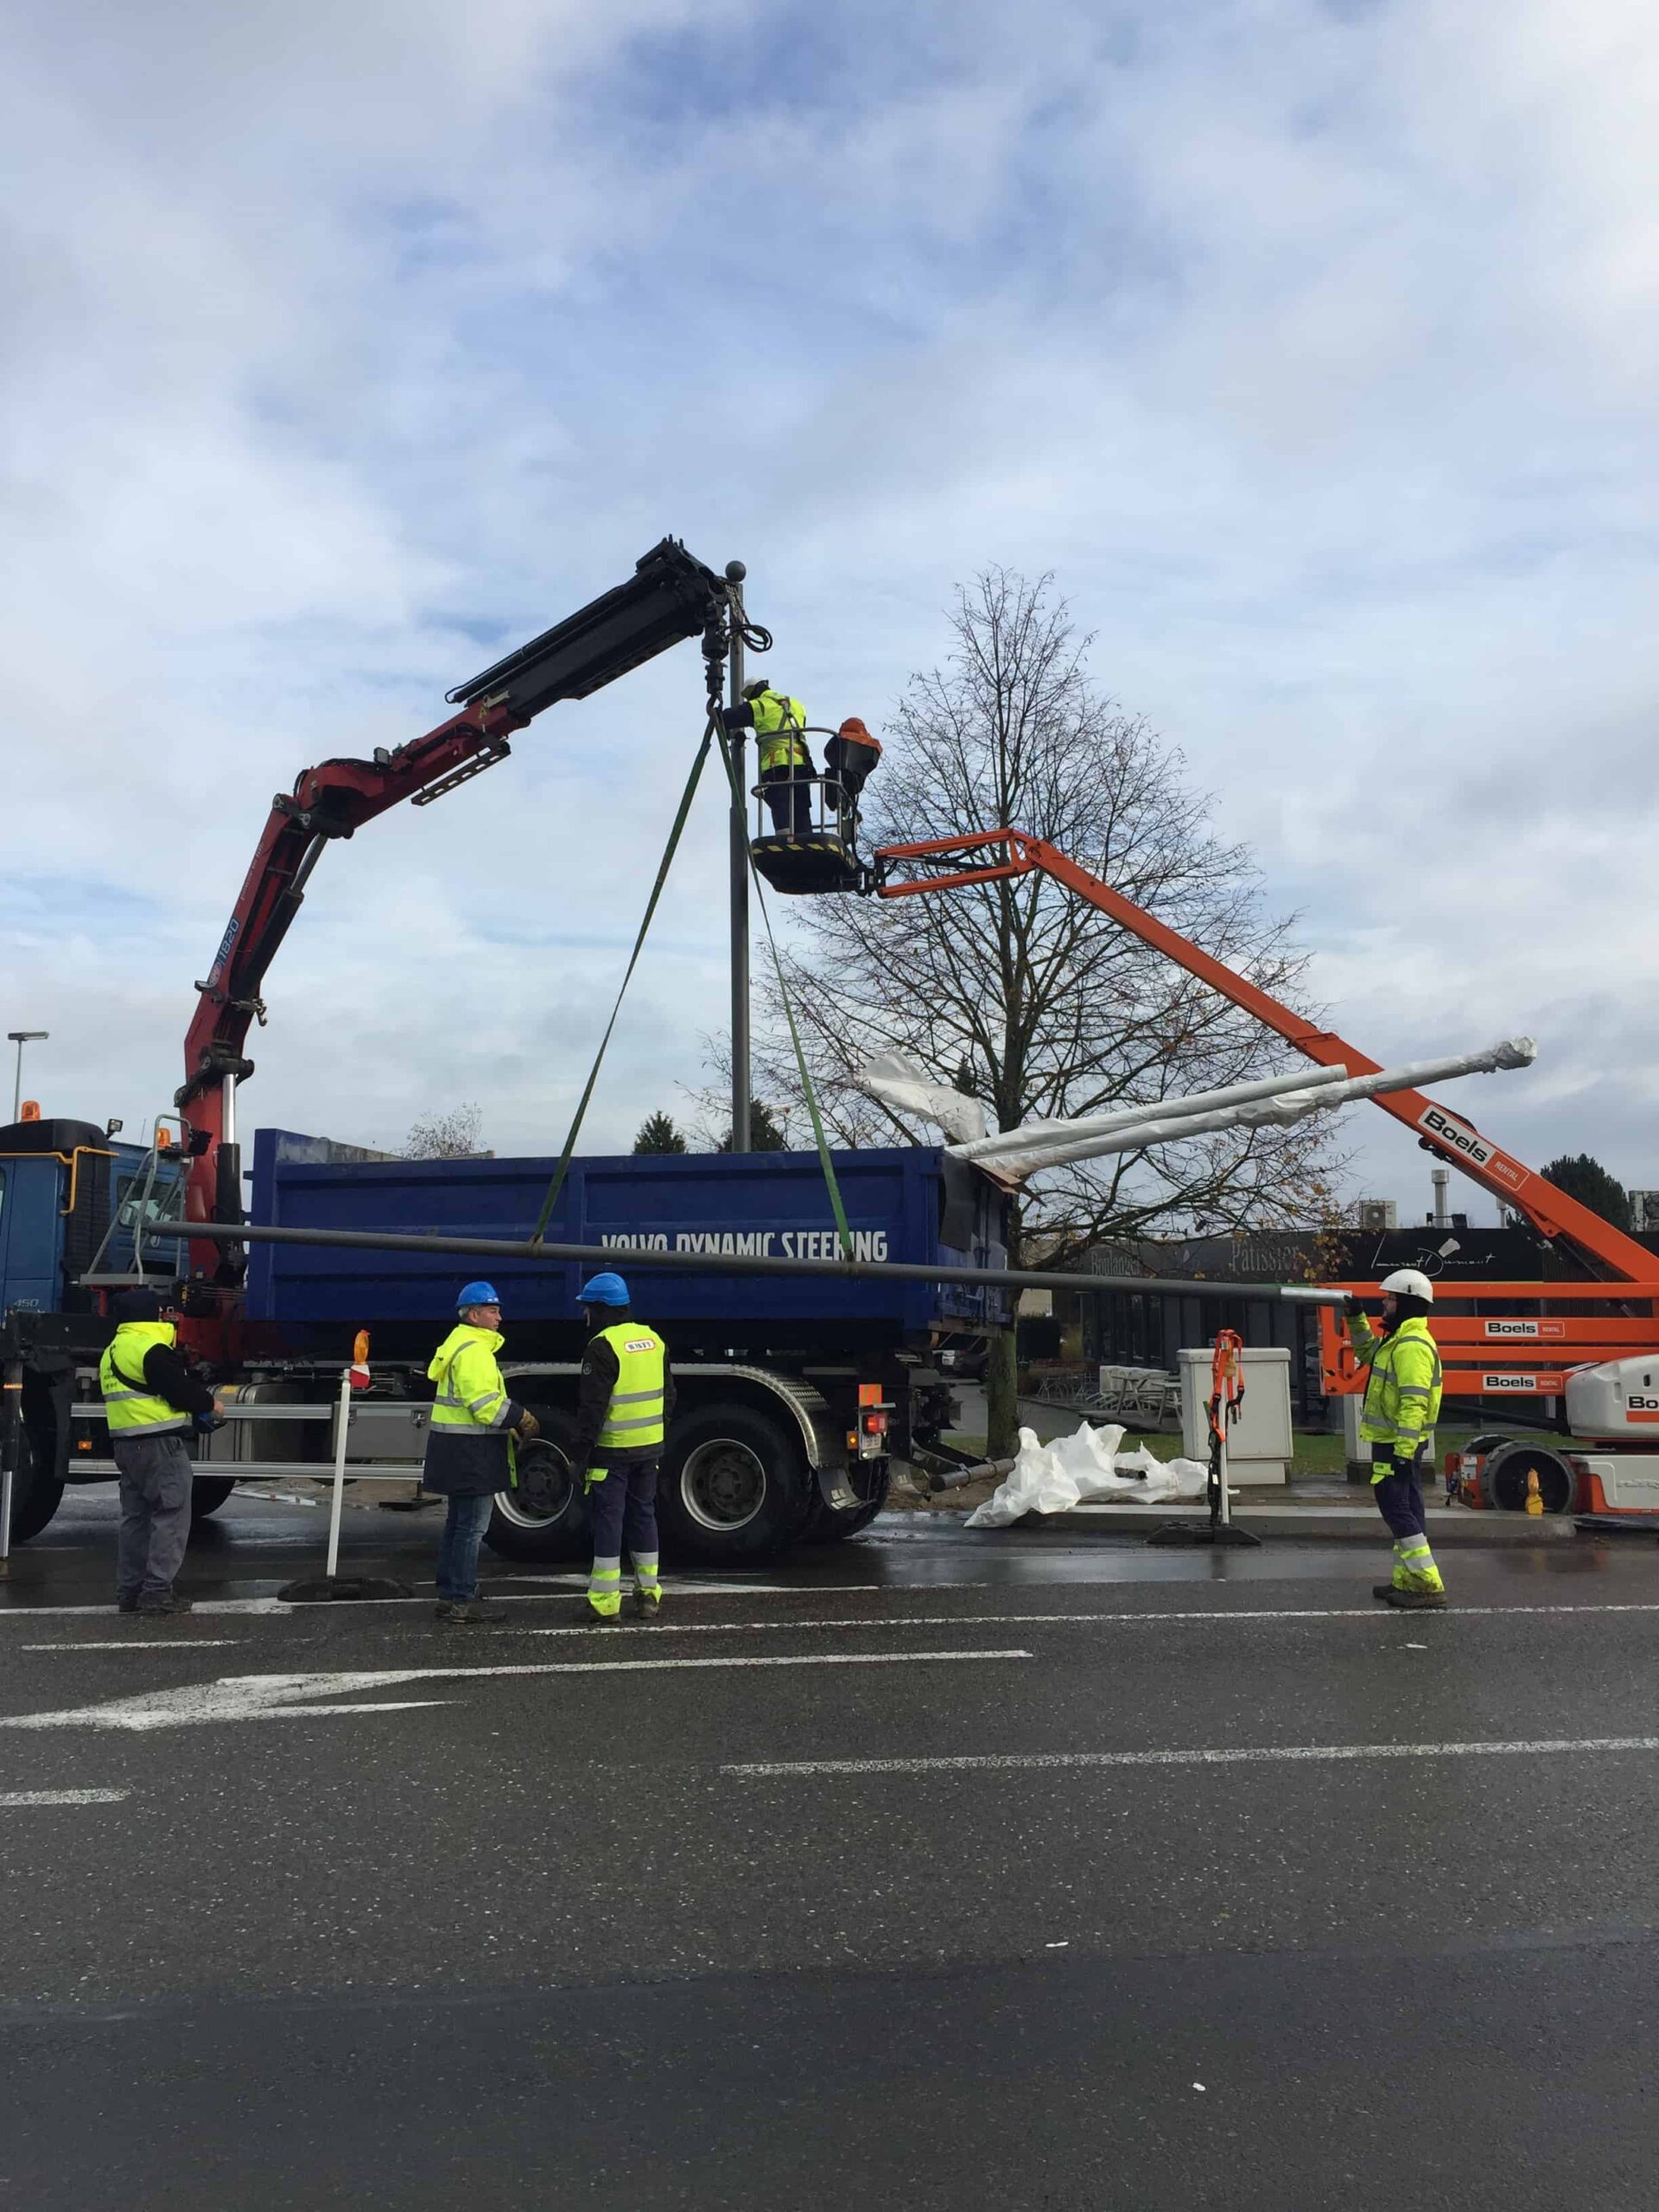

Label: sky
[3,0,1656,1230]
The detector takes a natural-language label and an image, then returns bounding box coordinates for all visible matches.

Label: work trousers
[435,1491,494,1602]
[588,1460,660,1562]
[113,1433,194,1605]
[1372,1450,1445,1592]
[760,764,814,836]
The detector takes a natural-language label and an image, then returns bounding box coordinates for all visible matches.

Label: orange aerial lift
[859,826,1659,1518]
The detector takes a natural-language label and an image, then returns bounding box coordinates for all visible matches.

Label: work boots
[633,1588,663,1624]
[1383,1586,1448,1611]
[441,1599,510,1625]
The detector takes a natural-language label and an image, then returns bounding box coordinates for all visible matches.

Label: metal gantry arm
[874,827,1656,1281]
[179,538,732,1276]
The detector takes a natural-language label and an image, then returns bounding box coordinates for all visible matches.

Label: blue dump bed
[246,1135,1009,1343]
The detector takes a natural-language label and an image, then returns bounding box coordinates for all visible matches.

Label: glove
[192,1412,226,1438]
[514,1410,540,1443]
[1343,1294,1365,1316]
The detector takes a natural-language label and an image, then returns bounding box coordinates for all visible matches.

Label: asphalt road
[4,1491,1659,2209]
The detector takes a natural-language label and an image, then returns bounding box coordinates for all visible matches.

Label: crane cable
[530,613,853,1262]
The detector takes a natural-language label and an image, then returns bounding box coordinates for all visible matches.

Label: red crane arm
[177,537,733,1274]
[874,827,1654,1281]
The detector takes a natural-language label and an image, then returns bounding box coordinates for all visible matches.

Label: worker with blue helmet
[419,1280,538,1624]
[574,1271,673,1624]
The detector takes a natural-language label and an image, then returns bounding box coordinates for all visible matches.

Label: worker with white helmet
[1344,1268,1446,1610]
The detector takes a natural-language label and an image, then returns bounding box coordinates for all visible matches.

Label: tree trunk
[985,1325,1020,1459]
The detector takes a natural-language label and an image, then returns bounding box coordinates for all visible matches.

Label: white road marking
[0,1649,1030,1731]
[531,1602,1659,1636]
[724,1736,1659,1778]
[0,1583,882,1624]
[0,1789,130,1806]
[22,1641,240,1652]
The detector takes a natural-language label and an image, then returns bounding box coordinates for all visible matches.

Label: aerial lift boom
[874,827,1656,1281]
[177,537,733,1279]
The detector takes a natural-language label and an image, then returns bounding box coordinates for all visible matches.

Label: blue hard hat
[577,1271,630,1307]
[456,1280,502,1311]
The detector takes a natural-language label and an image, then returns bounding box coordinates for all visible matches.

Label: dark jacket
[124,1342,217,1419]
[573,1310,676,1472]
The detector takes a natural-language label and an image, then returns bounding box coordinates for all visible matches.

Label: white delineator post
[325,1363,353,1581]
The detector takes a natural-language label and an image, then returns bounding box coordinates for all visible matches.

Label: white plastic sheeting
[963,1422,1210,1529]
[856,1051,989,1145]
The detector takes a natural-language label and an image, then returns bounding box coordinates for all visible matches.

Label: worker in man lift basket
[99,1286,219,1616]
[572,1273,674,1624]
[1344,1268,1447,1610]
[423,1281,539,1624]
[724,677,817,839]
[823,715,882,825]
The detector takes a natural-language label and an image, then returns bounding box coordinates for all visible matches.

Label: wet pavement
[4,1488,1659,2208]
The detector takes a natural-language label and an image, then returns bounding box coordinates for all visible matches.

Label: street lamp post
[7,1032,48,1121]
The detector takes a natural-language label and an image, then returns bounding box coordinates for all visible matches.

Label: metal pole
[10,1040,20,1122]
[725,559,751,1154]
[325,1365,352,1580]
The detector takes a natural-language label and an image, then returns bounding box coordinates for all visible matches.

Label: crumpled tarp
[963,1421,1211,1529]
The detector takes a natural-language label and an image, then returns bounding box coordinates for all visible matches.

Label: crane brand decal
[208,914,240,983]
[1482,1372,1539,1392]
[1483,1319,1567,1340]
[1416,1103,1493,1167]
[1626,1393,1659,1415]
[598,1228,891,1262]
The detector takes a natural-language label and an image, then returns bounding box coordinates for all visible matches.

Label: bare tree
[751,569,1350,1449]
[404,1103,486,1160]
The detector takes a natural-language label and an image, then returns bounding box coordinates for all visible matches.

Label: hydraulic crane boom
[874,827,1656,1281]
[179,537,730,1277]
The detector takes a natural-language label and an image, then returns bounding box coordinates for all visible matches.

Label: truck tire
[485,1408,592,1564]
[657,1403,814,1566]
[801,1459,891,1542]
[191,1477,237,1518]
[4,1423,63,1544]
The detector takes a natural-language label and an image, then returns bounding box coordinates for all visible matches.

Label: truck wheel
[801,1460,892,1542]
[485,1409,591,1564]
[191,1477,237,1517]
[658,1404,814,1566]
[1481,1440,1576,1514]
[4,1424,63,1544]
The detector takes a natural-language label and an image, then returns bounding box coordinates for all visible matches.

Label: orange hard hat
[837,716,880,753]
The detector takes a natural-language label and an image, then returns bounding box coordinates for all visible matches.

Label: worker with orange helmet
[823,715,882,817]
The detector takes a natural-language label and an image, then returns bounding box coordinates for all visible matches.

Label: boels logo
[1483,1372,1538,1392]
[1483,1319,1566,1340]
[1416,1103,1526,1191]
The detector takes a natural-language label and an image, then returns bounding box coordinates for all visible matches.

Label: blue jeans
[435,1492,494,1601]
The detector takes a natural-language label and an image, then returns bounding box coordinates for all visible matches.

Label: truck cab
[1,1114,187,1541]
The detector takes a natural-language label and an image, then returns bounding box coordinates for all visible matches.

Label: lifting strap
[714,730,853,1262]
[530,715,717,1242]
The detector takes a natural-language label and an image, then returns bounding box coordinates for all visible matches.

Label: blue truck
[2,1115,1008,1565]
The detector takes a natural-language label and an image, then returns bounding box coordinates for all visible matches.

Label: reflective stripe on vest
[751,691,810,774]
[99,1321,188,1437]
[595,1323,667,1452]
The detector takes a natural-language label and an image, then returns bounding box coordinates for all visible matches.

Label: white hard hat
[1380,1268,1434,1305]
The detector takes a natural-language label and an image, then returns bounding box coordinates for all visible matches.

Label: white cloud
[3,0,1656,1233]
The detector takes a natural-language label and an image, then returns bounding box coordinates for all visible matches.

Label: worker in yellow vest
[1345,1267,1447,1610]
[572,1272,674,1623]
[423,1281,539,1624]
[725,677,815,836]
[99,1286,218,1615]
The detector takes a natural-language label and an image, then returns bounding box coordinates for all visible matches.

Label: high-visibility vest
[99,1321,188,1438]
[1347,1313,1443,1461]
[750,691,810,774]
[595,1322,667,1454]
[428,1325,512,1431]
